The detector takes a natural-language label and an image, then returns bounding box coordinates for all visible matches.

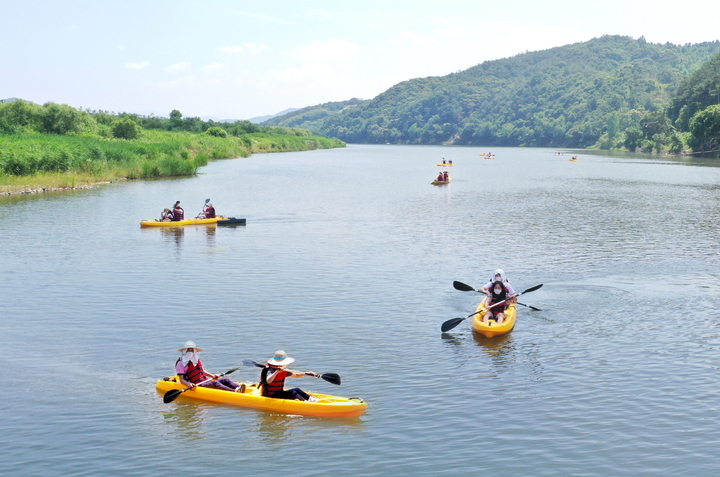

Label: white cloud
[164,62,191,73]
[125,61,150,69]
[288,39,359,63]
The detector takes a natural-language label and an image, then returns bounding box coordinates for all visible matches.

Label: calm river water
[1,145,719,476]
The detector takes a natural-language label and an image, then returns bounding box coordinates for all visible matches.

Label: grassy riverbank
[0,129,344,195]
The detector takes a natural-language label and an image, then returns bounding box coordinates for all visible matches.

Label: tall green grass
[0,130,344,192]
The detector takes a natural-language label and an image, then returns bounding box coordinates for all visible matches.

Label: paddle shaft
[242,359,341,385]
[163,366,240,403]
[454,280,541,310]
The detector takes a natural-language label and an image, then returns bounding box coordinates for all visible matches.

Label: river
[1,145,719,476]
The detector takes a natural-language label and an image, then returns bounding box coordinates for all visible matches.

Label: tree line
[264,35,720,155]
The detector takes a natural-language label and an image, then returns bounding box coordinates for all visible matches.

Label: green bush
[205,126,228,138]
[112,118,142,139]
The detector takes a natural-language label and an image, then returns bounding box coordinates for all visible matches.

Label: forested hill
[264,35,720,148]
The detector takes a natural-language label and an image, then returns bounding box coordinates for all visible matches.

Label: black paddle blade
[163,389,183,404]
[520,284,543,295]
[243,359,264,368]
[453,281,476,292]
[320,373,341,385]
[441,317,465,332]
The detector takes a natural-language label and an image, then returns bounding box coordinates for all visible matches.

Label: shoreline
[0,179,125,197]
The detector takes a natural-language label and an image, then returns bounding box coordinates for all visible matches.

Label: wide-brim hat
[178,340,204,352]
[267,350,295,366]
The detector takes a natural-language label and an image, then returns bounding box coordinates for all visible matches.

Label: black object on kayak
[217,217,247,225]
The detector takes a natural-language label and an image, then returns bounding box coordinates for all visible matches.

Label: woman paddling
[260,350,319,402]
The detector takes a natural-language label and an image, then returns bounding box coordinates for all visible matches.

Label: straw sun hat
[178,340,204,352]
[267,350,295,366]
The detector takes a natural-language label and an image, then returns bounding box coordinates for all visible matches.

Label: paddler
[175,341,245,392]
[260,350,319,402]
[479,269,517,324]
[171,201,184,221]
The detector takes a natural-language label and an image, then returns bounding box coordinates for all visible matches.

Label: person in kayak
[480,269,517,323]
[483,280,513,323]
[171,201,184,221]
[442,158,447,164]
[436,172,444,182]
[176,341,245,392]
[260,350,319,402]
[443,171,449,181]
[199,202,215,218]
[160,208,173,221]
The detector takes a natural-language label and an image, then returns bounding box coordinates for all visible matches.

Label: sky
[2,0,719,121]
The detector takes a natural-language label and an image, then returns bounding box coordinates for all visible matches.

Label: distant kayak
[437,163,454,167]
[156,376,368,418]
[431,179,451,185]
[140,216,229,227]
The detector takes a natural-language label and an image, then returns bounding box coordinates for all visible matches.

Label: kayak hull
[217,217,246,225]
[140,216,229,227]
[471,297,517,338]
[156,376,368,418]
[437,164,454,166]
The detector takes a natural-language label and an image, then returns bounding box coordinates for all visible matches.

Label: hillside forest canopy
[264,35,720,155]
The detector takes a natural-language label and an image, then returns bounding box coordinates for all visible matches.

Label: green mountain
[264,35,720,148]
[665,50,720,151]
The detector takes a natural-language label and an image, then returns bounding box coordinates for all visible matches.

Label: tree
[205,126,228,138]
[112,117,142,139]
[40,102,92,135]
[688,104,720,151]
[169,109,183,129]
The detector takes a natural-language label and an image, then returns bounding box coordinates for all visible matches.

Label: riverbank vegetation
[264,35,720,156]
[0,101,344,195]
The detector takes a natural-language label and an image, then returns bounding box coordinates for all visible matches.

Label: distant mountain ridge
[264,35,720,148]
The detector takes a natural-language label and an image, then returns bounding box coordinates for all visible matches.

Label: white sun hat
[267,350,295,366]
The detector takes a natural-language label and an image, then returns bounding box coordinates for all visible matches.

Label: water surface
[2,145,719,476]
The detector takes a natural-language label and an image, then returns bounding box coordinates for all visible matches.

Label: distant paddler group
[140,198,246,227]
[432,170,451,184]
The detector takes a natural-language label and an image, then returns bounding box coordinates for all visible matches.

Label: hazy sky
[2,0,719,120]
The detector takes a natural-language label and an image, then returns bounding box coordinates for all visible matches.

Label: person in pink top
[175,341,244,392]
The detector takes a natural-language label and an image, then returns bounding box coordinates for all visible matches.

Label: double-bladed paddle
[452,281,542,311]
[162,366,241,404]
[242,359,341,385]
[441,283,544,332]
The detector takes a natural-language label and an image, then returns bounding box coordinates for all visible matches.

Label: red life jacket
[176,358,212,384]
[205,207,216,218]
[260,366,288,396]
[172,207,184,221]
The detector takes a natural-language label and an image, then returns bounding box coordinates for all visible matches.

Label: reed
[0,130,344,194]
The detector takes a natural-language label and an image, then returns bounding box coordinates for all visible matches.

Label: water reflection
[159,227,184,247]
[249,411,364,444]
[161,401,208,441]
[472,332,515,368]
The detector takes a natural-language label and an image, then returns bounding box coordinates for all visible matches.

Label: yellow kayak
[156,376,368,418]
[471,297,517,338]
[437,163,454,166]
[140,216,229,227]
[431,176,451,185]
